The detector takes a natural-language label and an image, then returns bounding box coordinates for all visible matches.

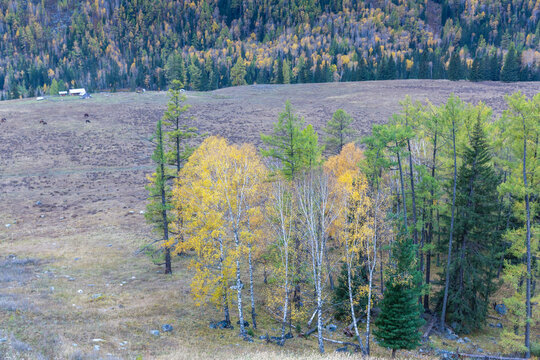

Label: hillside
[0,80,538,359]
[0,0,539,99]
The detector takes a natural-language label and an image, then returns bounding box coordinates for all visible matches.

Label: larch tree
[499,92,539,357]
[145,117,174,274]
[323,109,356,155]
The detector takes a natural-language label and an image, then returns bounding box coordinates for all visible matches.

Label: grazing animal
[85,119,91,123]
[0,118,6,123]
[84,113,89,117]
[39,119,47,125]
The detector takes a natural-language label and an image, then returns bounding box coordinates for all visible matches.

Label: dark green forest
[1,0,539,99]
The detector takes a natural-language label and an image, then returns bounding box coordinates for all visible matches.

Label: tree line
[1,0,540,100]
[145,87,539,358]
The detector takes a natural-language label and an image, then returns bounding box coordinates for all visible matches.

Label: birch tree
[296,169,343,353]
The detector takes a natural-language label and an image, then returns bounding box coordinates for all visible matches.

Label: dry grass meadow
[0,80,538,359]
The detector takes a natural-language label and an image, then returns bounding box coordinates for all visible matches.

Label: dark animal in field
[84,113,89,117]
[85,119,91,123]
[39,119,47,125]
[0,118,6,123]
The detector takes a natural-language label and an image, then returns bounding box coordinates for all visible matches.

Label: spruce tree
[448,51,462,81]
[437,118,504,333]
[374,236,424,358]
[500,43,520,82]
[333,263,369,321]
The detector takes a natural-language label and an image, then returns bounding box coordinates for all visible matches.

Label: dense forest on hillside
[0,0,539,99]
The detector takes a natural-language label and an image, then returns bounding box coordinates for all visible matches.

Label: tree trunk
[522,122,531,358]
[407,138,418,245]
[248,246,257,329]
[346,242,365,353]
[396,146,408,232]
[219,235,230,325]
[234,230,246,336]
[392,348,396,358]
[425,130,437,311]
[441,115,457,330]
[316,270,324,354]
[281,245,290,340]
[159,122,172,275]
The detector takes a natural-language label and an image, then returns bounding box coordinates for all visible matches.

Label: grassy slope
[0,80,538,359]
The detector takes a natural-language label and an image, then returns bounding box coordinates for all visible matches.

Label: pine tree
[323,109,356,154]
[500,43,520,82]
[437,117,504,333]
[374,237,424,358]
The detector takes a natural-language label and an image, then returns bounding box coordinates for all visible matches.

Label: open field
[0,80,538,359]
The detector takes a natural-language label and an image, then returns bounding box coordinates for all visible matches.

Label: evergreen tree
[145,117,174,274]
[500,43,520,82]
[49,79,59,95]
[333,263,369,322]
[323,109,356,154]
[418,50,430,79]
[260,100,308,179]
[231,57,247,86]
[448,51,462,81]
[437,118,504,333]
[374,237,424,358]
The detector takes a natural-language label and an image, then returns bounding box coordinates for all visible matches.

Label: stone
[457,338,465,344]
[161,324,173,332]
[477,348,484,353]
[35,201,42,206]
[0,338,7,343]
[91,294,103,300]
[327,324,337,332]
[259,335,267,340]
[336,346,348,352]
[150,330,159,336]
[216,320,233,329]
[463,337,471,343]
[495,304,507,316]
[435,348,456,360]
[94,345,100,351]
[77,289,83,294]
[5,224,11,228]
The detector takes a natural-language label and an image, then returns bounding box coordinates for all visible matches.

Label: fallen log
[322,337,361,351]
[456,353,527,360]
[422,315,437,339]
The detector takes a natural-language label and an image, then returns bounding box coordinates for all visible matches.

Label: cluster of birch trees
[146,91,538,358]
